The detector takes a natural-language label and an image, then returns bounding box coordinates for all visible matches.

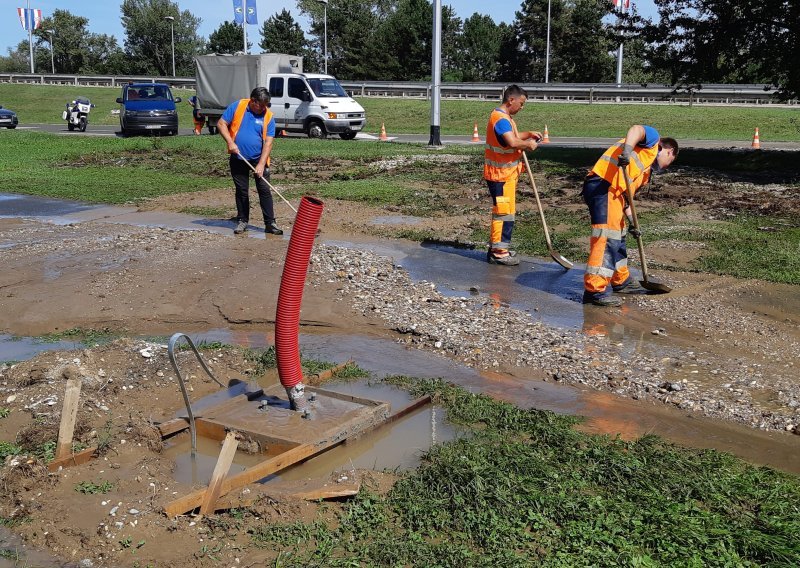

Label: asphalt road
[13,123,800,150]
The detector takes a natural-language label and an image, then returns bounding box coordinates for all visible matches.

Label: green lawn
[246,377,800,567]
[1,83,799,140]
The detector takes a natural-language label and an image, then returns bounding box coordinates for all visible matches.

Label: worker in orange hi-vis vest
[582,125,679,306]
[484,85,542,267]
[218,87,283,236]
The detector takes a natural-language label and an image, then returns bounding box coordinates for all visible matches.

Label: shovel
[237,152,297,214]
[521,152,574,270]
[620,164,672,293]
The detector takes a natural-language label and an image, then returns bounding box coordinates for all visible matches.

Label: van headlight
[165,110,176,116]
[327,112,340,119]
[125,110,137,117]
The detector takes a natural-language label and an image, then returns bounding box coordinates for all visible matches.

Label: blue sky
[4,0,658,62]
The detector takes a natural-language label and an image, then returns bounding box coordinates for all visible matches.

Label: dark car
[0,105,18,129]
[116,83,181,136]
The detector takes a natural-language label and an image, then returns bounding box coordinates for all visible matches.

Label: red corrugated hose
[275,196,324,411]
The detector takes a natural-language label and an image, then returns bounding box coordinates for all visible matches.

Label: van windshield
[307,78,348,98]
[126,85,173,101]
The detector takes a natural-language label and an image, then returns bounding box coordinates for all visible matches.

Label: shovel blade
[640,280,672,294]
[550,250,574,270]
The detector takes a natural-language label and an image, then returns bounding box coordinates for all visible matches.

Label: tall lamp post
[544,0,551,83]
[164,16,176,77]
[46,29,55,74]
[317,0,328,74]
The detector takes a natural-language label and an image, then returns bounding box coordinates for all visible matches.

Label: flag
[245,0,258,25]
[612,0,631,11]
[17,8,43,31]
[233,0,244,24]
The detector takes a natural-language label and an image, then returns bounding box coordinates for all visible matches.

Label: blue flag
[245,0,258,25]
[232,0,244,24]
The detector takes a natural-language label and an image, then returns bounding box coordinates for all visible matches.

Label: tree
[380,0,433,80]
[559,0,614,82]
[633,0,798,97]
[120,0,204,76]
[259,9,305,55]
[510,0,568,82]
[208,21,246,54]
[459,14,504,82]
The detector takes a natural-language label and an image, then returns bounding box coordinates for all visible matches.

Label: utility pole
[615,0,627,86]
[27,0,34,73]
[428,0,442,147]
[317,0,328,74]
[164,16,175,77]
[47,29,55,73]
[545,0,551,83]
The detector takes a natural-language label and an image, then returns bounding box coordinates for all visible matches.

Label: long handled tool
[237,152,297,214]
[620,165,672,293]
[521,152,574,270]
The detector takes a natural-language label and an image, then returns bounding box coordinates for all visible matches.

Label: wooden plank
[157,417,190,438]
[306,360,353,386]
[47,446,97,472]
[55,378,82,460]
[163,395,429,517]
[199,432,239,515]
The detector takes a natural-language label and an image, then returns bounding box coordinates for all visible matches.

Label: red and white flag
[612,0,631,11]
[17,8,43,31]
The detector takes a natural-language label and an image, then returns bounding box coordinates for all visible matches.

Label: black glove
[628,227,642,239]
[616,153,630,168]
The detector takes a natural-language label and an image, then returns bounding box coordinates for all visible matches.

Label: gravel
[311,244,800,434]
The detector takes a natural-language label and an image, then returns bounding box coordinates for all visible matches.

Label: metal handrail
[167,333,225,456]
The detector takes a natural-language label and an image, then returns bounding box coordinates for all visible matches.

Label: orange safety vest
[590,138,659,193]
[484,109,523,182]
[228,99,273,164]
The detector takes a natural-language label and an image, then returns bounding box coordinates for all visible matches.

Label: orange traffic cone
[751,127,760,149]
[379,123,388,141]
[542,125,550,143]
[471,123,480,143]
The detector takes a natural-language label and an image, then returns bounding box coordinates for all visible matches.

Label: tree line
[2,0,797,98]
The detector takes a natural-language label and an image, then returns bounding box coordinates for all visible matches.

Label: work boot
[234,221,248,234]
[591,295,623,307]
[487,250,520,266]
[613,279,645,294]
[265,221,284,235]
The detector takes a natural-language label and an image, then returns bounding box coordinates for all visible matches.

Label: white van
[195,54,366,140]
[268,73,365,139]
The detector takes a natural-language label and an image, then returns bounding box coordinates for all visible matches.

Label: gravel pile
[311,244,800,434]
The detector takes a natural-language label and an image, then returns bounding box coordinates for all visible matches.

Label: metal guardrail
[0,72,792,105]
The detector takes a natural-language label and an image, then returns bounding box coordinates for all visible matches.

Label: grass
[75,480,115,494]
[36,327,116,345]
[0,408,9,419]
[246,377,800,567]
[2,82,799,140]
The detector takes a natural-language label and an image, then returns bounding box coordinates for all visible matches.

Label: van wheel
[339,131,357,140]
[307,120,326,139]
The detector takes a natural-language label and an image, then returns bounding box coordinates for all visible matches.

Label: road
[15,123,800,150]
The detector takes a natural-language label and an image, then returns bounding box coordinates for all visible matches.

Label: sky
[3,0,658,62]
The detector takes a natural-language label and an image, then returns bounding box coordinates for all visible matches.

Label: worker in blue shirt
[218,87,283,235]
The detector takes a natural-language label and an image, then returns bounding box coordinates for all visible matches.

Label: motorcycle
[62,97,94,132]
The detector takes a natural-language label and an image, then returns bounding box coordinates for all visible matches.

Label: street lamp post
[317,0,328,74]
[544,0,551,83]
[164,16,176,77]
[46,29,55,74]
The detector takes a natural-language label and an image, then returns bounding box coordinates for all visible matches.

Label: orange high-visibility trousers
[488,176,518,251]
[583,174,630,299]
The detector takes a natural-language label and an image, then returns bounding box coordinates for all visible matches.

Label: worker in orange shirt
[583,125,678,306]
[484,85,541,266]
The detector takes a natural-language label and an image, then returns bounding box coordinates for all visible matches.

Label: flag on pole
[233,0,244,24]
[611,0,630,10]
[245,0,258,25]
[17,8,43,30]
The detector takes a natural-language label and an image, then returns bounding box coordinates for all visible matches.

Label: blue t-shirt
[222,101,277,161]
[493,109,513,147]
[640,125,659,148]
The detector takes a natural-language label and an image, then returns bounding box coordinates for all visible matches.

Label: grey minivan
[116,83,181,136]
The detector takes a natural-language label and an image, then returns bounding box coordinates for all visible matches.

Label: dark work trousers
[229,155,275,225]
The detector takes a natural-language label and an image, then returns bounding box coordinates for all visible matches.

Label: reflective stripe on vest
[484,109,522,181]
[590,138,658,191]
[229,99,273,164]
